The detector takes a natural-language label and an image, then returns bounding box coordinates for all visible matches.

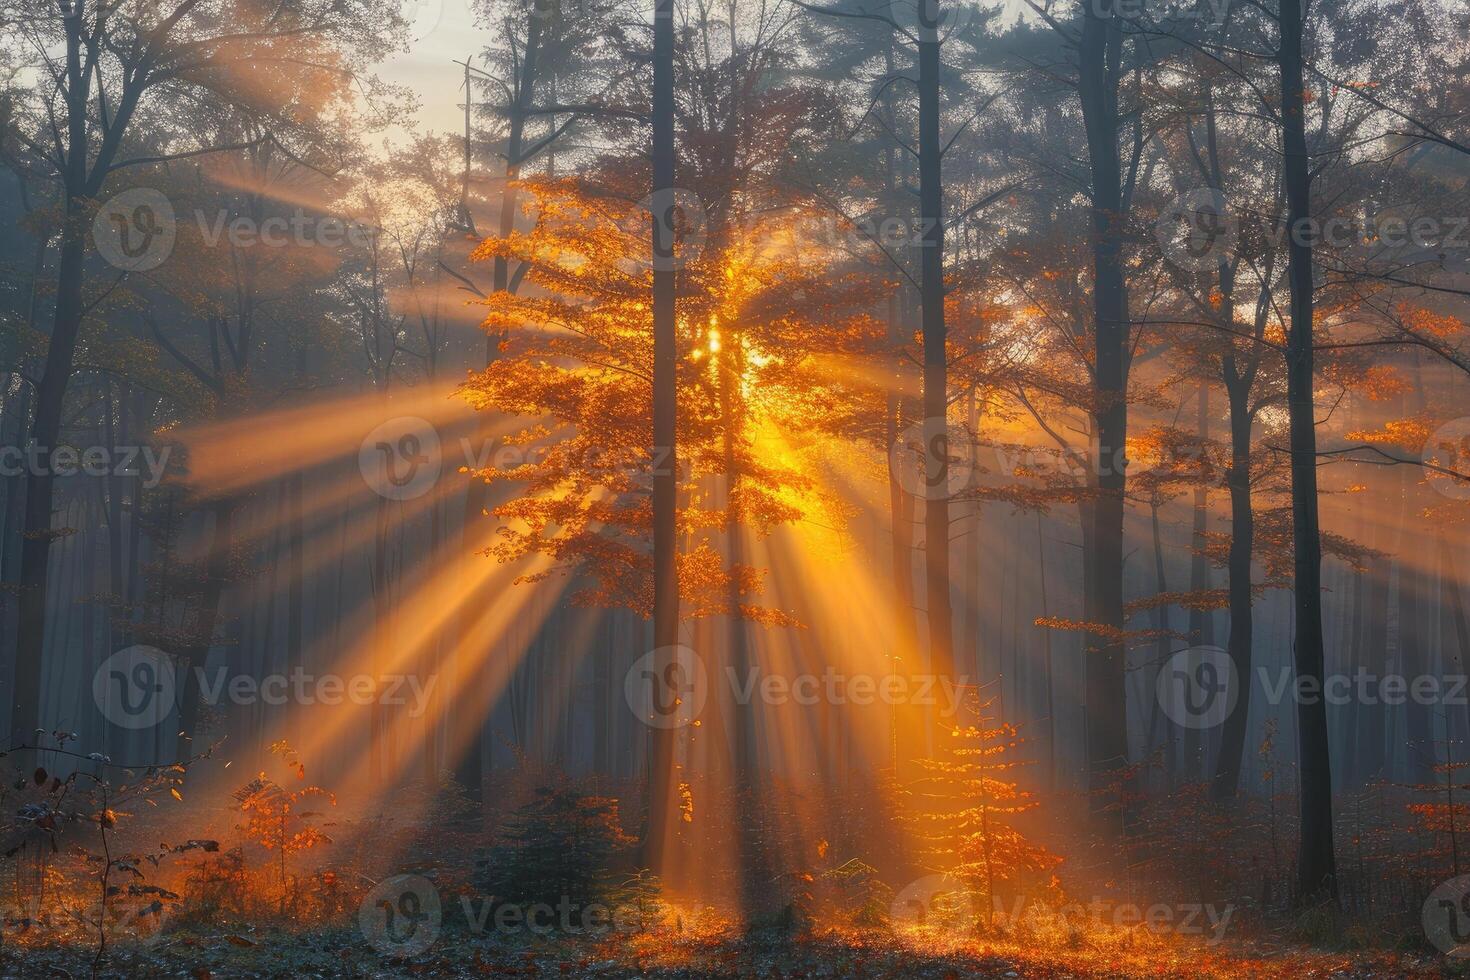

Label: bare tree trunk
[721,331,770,917]
[1212,367,1256,800]
[452,11,547,802]
[880,42,919,688]
[286,350,306,752]
[1278,0,1337,903]
[1078,0,1131,815]
[1036,511,1056,790]
[176,499,237,751]
[0,382,31,664]
[12,11,95,749]
[1441,540,1470,750]
[1334,509,1366,789]
[917,1,953,683]
[1401,562,1435,783]
[1185,388,1213,774]
[104,383,124,657]
[13,198,86,746]
[1357,552,1390,785]
[1149,499,1174,789]
[643,0,681,873]
[886,313,919,671]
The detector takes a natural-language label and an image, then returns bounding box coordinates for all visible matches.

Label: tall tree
[644,0,680,874]
[1277,0,1336,903]
[3,0,399,748]
[1076,0,1131,812]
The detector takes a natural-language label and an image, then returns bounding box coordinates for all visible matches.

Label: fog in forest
[0,0,1468,975]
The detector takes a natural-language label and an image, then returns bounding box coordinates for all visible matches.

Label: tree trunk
[176,498,237,751]
[1185,387,1213,775]
[724,333,770,919]
[644,0,681,873]
[1149,499,1175,789]
[881,42,919,696]
[1278,0,1337,903]
[1212,371,1255,800]
[917,2,953,683]
[1400,562,1435,783]
[452,11,547,801]
[12,192,86,746]
[0,381,32,670]
[1037,511,1056,790]
[1078,0,1131,813]
[1440,540,1470,750]
[1357,553,1390,784]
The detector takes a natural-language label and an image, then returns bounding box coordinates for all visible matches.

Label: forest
[0,0,1468,975]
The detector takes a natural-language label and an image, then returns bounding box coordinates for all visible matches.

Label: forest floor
[2,923,1462,979]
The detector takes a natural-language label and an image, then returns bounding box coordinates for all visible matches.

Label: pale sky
[377,0,1036,141]
[379,0,488,140]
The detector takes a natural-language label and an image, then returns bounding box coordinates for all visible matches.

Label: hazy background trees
[0,0,1468,925]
